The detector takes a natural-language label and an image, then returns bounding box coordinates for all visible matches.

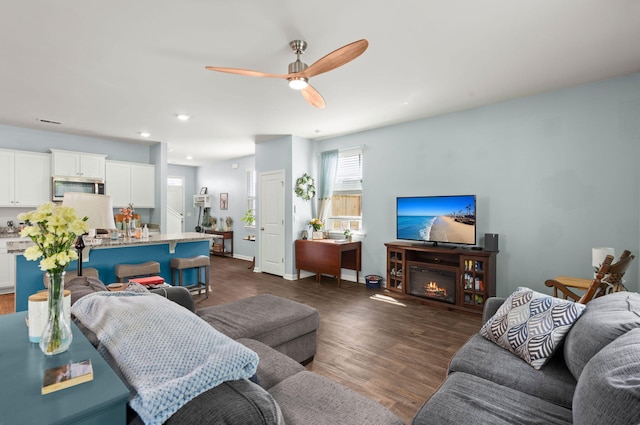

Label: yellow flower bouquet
[308,218,324,231]
[19,202,88,355]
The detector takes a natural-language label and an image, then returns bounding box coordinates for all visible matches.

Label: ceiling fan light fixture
[288,77,308,90]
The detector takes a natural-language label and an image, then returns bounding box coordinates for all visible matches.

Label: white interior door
[167,176,185,232]
[259,170,285,276]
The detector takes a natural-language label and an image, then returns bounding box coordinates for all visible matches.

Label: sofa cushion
[197,294,319,362]
[564,291,640,380]
[269,371,404,425]
[65,276,108,304]
[237,338,305,390]
[72,292,259,425]
[573,327,640,425]
[449,333,577,408]
[164,379,284,425]
[412,372,573,425]
[480,287,585,369]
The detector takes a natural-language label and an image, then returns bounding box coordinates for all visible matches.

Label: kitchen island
[11,232,215,312]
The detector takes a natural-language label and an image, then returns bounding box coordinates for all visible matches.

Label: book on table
[128,276,165,285]
[42,359,94,395]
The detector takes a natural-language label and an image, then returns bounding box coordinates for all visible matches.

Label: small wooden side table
[0,312,129,424]
[295,239,361,287]
[205,230,233,257]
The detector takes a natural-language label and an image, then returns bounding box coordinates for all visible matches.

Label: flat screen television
[396,195,476,246]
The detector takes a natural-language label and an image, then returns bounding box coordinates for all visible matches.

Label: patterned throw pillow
[480,287,586,369]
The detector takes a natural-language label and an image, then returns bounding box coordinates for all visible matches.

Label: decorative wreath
[295,173,316,201]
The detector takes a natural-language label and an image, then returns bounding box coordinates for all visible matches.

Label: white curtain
[318,150,338,223]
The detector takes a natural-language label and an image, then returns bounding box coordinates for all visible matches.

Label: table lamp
[592,247,615,277]
[62,193,117,276]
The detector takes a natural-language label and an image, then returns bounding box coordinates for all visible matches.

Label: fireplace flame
[425,281,447,298]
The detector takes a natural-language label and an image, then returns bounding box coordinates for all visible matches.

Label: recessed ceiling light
[176,114,191,121]
[139,131,150,138]
[186,155,193,160]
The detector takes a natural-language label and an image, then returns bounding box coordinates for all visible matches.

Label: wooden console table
[295,239,361,287]
[385,242,497,315]
[205,230,233,257]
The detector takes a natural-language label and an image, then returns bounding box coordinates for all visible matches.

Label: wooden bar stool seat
[115,261,161,283]
[170,255,210,298]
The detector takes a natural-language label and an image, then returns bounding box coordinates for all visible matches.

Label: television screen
[396,195,476,245]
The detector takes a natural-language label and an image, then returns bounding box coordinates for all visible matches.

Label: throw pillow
[563,291,640,380]
[573,328,640,425]
[480,287,586,369]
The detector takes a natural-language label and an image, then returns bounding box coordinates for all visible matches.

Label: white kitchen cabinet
[106,160,155,208]
[0,239,17,294]
[51,149,106,180]
[0,149,51,207]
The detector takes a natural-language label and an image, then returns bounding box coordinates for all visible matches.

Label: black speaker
[484,233,499,252]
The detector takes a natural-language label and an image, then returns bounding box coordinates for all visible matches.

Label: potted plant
[344,229,352,242]
[241,209,255,227]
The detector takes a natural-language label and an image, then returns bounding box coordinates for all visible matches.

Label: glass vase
[39,271,72,355]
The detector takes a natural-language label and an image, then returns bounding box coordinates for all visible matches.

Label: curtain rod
[318,144,365,155]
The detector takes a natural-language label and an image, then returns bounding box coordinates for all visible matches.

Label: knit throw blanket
[71,291,259,425]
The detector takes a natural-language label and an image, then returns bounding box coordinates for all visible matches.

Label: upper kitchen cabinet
[105,160,155,208]
[0,149,51,207]
[51,149,106,180]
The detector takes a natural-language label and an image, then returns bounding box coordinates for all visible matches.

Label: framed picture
[220,193,228,210]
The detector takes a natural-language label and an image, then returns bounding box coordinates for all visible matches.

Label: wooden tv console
[385,242,497,315]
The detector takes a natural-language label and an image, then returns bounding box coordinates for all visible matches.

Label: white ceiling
[1,1,639,166]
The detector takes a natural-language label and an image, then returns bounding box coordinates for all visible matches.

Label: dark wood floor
[0,256,482,424]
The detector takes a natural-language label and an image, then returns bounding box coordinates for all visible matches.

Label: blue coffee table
[0,312,129,424]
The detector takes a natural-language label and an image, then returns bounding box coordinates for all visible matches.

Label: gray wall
[0,124,161,227]
[0,124,153,162]
[255,136,292,274]
[2,72,639,298]
[197,155,256,261]
[168,164,199,232]
[317,73,640,296]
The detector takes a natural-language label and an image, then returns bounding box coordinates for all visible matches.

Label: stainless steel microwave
[52,176,105,201]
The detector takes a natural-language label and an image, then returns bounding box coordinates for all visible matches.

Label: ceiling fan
[206,39,368,109]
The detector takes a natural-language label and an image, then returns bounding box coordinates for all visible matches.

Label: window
[245,169,256,226]
[328,148,362,232]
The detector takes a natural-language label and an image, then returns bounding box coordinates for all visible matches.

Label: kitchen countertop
[6,232,215,254]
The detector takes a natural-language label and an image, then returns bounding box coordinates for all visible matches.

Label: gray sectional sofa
[67,279,404,425]
[412,291,640,425]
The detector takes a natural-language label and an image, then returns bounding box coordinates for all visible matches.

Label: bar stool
[169,255,210,297]
[115,261,161,283]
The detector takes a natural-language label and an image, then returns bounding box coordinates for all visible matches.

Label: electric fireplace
[408,263,457,304]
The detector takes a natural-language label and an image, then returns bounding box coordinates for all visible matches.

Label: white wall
[317,73,640,296]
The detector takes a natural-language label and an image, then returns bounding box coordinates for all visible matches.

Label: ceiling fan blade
[301,84,325,109]
[205,66,289,79]
[300,39,368,79]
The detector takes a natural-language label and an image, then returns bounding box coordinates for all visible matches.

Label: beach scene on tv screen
[397,195,476,244]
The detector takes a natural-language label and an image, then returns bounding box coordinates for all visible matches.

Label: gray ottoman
[197,294,320,363]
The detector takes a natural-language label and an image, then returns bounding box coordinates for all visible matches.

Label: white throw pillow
[480,287,586,369]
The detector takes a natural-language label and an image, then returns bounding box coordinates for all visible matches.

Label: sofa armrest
[482,297,506,324]
[150,286,195,312]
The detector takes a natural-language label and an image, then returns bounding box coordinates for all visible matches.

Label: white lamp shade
[592,247,615,269]
[62,193,117,231]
